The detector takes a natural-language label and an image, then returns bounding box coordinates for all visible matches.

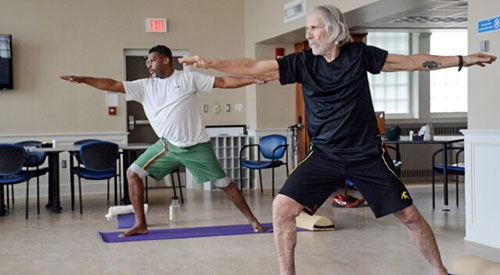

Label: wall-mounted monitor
[0,34,13,90]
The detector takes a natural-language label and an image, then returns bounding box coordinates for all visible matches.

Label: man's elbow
[111,81,125,93]
[214,78,229,89]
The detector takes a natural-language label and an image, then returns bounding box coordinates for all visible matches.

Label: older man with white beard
[180,5,496,275]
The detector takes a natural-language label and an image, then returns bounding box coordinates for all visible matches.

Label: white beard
[309,41,328,56]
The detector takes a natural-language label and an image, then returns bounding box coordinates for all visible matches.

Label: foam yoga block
[105,204,149,229]
[452,255,500,275]
[117,213,135,228]
[295,213,335,231]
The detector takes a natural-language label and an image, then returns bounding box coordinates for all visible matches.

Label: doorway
[124,49,190,143]
[123,49,190,188]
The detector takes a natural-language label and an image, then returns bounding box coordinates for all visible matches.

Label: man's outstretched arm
[382,52,497,72]
[179,56,280,81]
[213,76,264,89]
[59,75,125,93]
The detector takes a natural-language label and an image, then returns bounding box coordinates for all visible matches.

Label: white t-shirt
[123,70,215,147]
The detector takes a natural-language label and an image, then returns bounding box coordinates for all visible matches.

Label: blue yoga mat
[99,223,307,243]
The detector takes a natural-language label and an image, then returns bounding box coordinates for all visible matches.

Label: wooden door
[294,42,309,162]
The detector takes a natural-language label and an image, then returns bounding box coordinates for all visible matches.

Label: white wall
[0,0,247,137]
[0,0,248,198]
[464,0,500,249]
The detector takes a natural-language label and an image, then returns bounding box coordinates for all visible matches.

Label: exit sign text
[146,18,167,33]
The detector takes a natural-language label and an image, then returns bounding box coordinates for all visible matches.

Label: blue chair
[343,179,357,195]
[70,139,122,207]
[71,141,119,214]
[432,147,464,209]
[73,139,102,166]
[0,144,36,219]
[15,141,48,213]
[72,139,103,170]
[240,134,289,197]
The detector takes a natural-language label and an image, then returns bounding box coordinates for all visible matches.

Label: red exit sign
[146,18,167,33]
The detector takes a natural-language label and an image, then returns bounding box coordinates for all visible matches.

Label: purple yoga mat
[99,223,307,243]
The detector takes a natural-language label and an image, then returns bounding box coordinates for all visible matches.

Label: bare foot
[119,224,148,238]
[432,267,448,275]
[251,220,266,232]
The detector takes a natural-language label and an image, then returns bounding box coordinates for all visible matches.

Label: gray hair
[308,5,352,47]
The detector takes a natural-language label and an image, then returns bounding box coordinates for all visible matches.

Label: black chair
[0,144,35,219]
[432,146,464,209]
[144,168,184,204]
[239,134,289,197]
[71,141,119,214]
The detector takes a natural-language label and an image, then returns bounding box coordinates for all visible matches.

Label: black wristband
[458,55,463,71]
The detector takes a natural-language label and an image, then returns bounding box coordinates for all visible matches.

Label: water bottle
[169,196,181,224]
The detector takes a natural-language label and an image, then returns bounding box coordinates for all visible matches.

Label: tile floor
[1,182,499,275]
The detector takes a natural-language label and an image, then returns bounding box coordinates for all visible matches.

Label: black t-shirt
[277,42,388,153]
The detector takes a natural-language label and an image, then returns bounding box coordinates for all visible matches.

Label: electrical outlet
[203,104,209,113]
[214,104,220,113]
[225,104,231,112]
[235,104,243,112]
[480,40,489,52]
[61,160,67,168]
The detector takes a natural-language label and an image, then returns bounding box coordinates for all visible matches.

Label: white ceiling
[346,0,468,30]
[260,0,467,44]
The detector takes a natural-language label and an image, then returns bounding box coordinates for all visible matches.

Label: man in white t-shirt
[60,45,265,237]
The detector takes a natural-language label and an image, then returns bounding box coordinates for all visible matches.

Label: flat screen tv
[0,34,13,90]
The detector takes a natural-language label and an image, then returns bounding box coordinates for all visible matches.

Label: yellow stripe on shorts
[289,150,314,175]
[142,139,168,169]
[380,146,404,184]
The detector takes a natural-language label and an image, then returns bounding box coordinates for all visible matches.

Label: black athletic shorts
[279,143,413,218]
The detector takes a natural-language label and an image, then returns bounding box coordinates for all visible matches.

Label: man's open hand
[464,53,497,67]
[178,56,211,69]
[59,75,83,83]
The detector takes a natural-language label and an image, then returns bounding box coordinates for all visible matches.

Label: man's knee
[214,177,232,189]
[394,204,422,225]
[272,194,303,219]
[126,169,141,183]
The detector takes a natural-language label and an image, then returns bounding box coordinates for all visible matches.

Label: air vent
[391,16,467,24]
[284,0,306,23]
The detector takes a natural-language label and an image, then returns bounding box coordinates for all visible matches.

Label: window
[0,35,11,58]
[430,31,468,113]
[367,32,411,114]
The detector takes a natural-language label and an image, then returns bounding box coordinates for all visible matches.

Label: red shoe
[332,194,365,208]
[332,195,349,207]
[345,197,365,208]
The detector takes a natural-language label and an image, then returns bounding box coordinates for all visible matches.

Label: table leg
[46,152,62,213]
[396,144,401,162]
[0,184,5,216]
[442,143,449,211]
[121,150,132,205]
[69,152,74,211]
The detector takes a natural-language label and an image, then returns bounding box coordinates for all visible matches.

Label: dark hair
[149,45,172,60]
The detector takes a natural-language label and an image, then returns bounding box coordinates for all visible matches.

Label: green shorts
[128,139,230,187]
